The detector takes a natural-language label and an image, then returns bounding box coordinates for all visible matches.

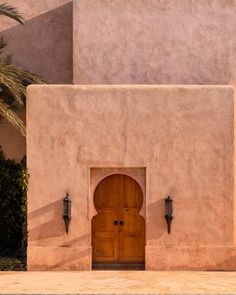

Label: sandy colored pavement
[0,271,236,294]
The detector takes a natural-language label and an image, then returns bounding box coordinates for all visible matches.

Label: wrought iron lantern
[63,193,71,233]
[165,196,173,234]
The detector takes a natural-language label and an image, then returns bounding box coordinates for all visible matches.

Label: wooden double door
[92,174,145,265]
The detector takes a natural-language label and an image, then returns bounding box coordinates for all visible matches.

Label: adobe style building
[1,0,236,270]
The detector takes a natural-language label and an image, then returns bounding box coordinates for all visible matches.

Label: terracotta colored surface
[27,85,235,270]
[73,0,236,85]
[1,271,236,294]
[0,108,26,161]
[3,0,236,160]
[1,0,73,84]
[0,0,72,159]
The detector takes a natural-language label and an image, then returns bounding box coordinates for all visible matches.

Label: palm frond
[0,58,44,106]
[0,59,25,105]
[0,36,7,54]
[0,4,43,137]
[0,3,24,24]
[0,99,26,136]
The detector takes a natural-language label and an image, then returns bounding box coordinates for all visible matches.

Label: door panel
[93,231,117,261]
[119,175,144,262]
[92,175,119,262]
[119,232,144,261]
[92,174,145,264]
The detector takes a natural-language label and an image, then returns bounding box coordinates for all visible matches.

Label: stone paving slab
[0,271,236,295]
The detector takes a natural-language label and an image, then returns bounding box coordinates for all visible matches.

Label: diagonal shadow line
[0,2,73,84]
[28,199,62,219]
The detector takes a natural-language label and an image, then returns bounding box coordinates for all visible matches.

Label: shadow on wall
[0,2,73,84]
[28,199,65,241]
[47,247,91,270]
[0,107,26,161]
[28,199,90,245]
[146,199,166,240]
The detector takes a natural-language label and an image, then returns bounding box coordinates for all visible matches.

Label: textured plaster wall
[27,85,235,270]
[1,0,72,84]
[0,108,26,161]
[73,0,236,85]
[0,0,72,160]
[3,0,236,160]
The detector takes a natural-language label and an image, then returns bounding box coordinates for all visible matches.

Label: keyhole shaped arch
[89,169,146,220]
[93,173,144,214]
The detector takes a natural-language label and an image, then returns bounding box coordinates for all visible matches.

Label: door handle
[119,220,124,226]
[113,220,118,226]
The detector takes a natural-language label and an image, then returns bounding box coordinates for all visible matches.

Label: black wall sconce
[165,196,173,234]
[63,193,71,234]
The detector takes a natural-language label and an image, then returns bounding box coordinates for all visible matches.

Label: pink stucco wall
[0,0,72,160]
[73,0,236,85]
[2,0,236,160]
[27,85,235,270]
[0,108,26,161]
[1,0,72,84]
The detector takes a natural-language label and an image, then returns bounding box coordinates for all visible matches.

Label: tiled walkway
[0,271,236,294]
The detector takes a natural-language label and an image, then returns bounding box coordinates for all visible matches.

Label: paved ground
[0,271,236,294]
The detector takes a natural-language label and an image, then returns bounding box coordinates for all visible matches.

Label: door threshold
[92,262,145,270]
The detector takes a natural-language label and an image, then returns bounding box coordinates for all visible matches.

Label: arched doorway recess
[92,174,145,270]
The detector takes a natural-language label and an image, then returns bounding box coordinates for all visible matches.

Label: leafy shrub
[0,257,25,271]
[0,146,28,269]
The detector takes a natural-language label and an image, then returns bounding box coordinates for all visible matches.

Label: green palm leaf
[0,3,24,24]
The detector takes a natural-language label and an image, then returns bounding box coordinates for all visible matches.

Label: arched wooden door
[92,174,145,268]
